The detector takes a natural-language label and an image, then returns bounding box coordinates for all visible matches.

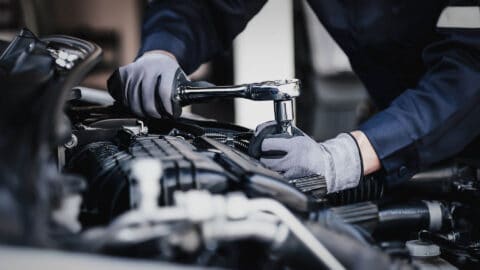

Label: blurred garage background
[0,0,372,141]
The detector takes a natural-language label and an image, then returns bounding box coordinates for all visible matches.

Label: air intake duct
[311,201,449,238]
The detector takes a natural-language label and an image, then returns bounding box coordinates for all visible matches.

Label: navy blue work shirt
[140,0,480,186]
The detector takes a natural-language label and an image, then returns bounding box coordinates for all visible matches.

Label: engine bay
[1,29,480,269]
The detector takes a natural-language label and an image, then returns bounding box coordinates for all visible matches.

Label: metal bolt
[64,134,78,149]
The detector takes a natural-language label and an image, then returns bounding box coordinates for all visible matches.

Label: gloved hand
[107,52,185,119]
[253,121,363,193]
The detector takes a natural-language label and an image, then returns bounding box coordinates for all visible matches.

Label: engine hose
[271,221,407,270]
[327,174,384,206]
[376,201,446,236]
[249,199,345,269]
[311,201,447,238]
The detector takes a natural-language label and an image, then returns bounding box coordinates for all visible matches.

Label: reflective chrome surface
[274,100,294,135]
[177,79,300,135]
[177,79,300,105]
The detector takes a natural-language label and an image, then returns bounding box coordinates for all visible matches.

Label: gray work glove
[107,53,184,119]
[254,121,363,193]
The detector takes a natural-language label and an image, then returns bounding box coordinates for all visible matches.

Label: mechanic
[108,1,480,194]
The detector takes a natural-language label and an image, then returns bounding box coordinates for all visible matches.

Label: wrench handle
[177,84,250,106]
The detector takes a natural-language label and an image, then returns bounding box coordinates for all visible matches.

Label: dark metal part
[194,136,312,212]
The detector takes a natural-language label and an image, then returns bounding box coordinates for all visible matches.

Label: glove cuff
[344,132,364,180]
[322,133,363,193]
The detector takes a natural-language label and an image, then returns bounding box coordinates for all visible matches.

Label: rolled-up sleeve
[140,0,267,74]
[360,1,480,186]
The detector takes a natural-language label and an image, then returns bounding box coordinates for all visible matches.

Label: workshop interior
[0,1,479,269]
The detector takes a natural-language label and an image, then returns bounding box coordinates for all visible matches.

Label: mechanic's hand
[254,122,363,193]
[107,52,184,119]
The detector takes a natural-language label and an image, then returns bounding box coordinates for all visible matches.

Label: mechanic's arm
[257,1,480,193]
[108,0,268,118]
[359,1,480,186]
[140,0,268,73]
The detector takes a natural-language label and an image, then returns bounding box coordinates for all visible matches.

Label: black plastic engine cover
[68,134,228,227]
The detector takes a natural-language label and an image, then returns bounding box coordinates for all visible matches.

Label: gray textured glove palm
[108,53,181,118]
[255,122,363,193]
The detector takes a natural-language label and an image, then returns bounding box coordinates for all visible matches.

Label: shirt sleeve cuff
[359,111,420,186]
[139,31,193,73]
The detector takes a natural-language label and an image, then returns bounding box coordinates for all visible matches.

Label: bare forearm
[350,130,381,175]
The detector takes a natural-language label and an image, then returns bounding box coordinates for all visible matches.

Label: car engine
[1,29,479,270]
